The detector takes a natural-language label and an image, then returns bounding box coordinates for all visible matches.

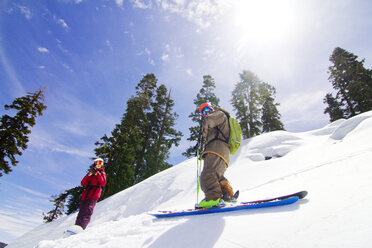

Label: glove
[193,142,199,150]
[88,170,97,176]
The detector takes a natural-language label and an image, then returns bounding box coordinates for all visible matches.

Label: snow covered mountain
[8,111,372,248]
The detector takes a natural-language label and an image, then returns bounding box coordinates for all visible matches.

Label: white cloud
[131,0,152,9]
[162,44,184,60]
[17,5,31,19]
[37,47,49,53]
[161,54,169,61]
[186,68,193,76]
[106,40,113,51]
[158,0,230,29]
[57,18,69,30]
[159,0,185,12]
[164,44,171,52]
[0,43,24,96]
[0,207,44,242]
[0,181,50,243]
[124,30,136,44]
[13,184,50,198]
[145,48,155,65]
[149,58,155,66]
[204,48,214,56]
[29,131,92,158]
[279,90,329,130]
[123,0,229,29]
[115,0,124,6]
[62,63,73,72]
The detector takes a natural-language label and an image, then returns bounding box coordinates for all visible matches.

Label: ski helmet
[94,158,104,166]
[199,103,213,116]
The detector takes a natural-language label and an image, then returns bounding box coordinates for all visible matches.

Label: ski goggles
[201,107,211,116]
[94,160,103,166]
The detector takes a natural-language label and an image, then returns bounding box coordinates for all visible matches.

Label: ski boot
[195,197,225,209]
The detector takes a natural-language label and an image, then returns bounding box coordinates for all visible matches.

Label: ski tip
[62,230,77,238]
[297,190,308,199]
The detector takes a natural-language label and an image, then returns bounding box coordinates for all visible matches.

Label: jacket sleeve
[81,173,91,187]
[96,171,106,187]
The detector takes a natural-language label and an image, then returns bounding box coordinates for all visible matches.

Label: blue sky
[1,0,372,244]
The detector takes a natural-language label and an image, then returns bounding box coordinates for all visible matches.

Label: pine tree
[231,70,262,139]
[64,186,84,215]
[43,195,65,223]
[231,71,284,137]
[183,75,220,158]
[44,186,84,222]
[260,83,285,132]
[94,73,182,199]
[323,93,345,122]
[0,88,47,176]
[139,86,183,179]
[324,47,372,121]
[130,73,158,184]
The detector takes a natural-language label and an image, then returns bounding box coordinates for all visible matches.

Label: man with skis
[197,103,235,208]
[68,158,106,233]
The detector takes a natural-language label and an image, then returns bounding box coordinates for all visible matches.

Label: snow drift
[8,111,372,248]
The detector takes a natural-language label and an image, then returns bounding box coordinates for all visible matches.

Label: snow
[7,111,372,248]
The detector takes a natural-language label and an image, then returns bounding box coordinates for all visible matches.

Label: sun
[233,0,296,48]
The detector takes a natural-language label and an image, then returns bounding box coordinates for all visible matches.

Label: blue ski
[150,191,307,218]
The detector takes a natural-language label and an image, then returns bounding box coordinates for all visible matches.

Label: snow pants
[200,153,228,199]
[75,198,97,230]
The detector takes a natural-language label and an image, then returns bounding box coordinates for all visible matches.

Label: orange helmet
[199,103,214,116]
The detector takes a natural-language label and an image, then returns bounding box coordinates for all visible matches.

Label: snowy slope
[8,111,372,248]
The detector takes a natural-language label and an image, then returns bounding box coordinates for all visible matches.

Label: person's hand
[193,142,199,150]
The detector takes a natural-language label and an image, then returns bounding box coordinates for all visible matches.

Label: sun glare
[233,0,295,48]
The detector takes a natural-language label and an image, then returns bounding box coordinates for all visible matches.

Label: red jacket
[80,167,106,200]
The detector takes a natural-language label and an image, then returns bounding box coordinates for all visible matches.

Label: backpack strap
[205,112,230,147]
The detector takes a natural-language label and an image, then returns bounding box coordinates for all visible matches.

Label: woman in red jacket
[74,158,106,230]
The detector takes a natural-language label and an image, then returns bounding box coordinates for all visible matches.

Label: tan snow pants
[200,153,228,199]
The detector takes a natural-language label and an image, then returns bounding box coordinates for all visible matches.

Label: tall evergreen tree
[95,73,182,199]
[183,75,220,158]
[43,195,65,223]
[231,70,262,139]
[0,88,47,176]
[143,86,182,179]
[260,83,285,132]
[324,47,372,121]
[231,71,284,137]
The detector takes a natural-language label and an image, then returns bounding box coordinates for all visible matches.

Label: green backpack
[207,111,242,154]
[226,115,242,154]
